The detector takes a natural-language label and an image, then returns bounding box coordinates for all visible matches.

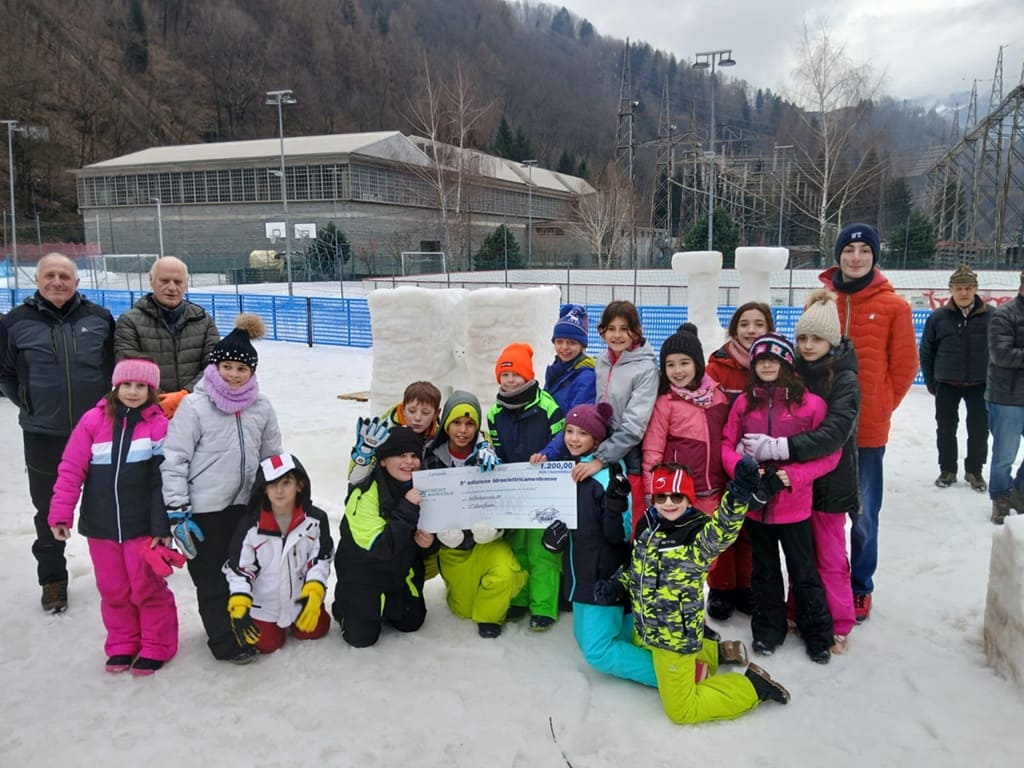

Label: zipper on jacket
[60,323,74,432]
[113,414,128,542]
[235,412,246,502]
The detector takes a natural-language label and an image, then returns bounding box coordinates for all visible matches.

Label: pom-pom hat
[834,223,881,266]
[659,322,705,383]
[566,402,614,442]
[112,358,160,391]
[494,342,535,383]
[749,332,796,368]
[552,304,589,347]
[795,290,841,348]
[208,313,265,371]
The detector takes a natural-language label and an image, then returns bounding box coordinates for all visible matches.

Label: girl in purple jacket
[49,358,179,676]
[721,334,839,664]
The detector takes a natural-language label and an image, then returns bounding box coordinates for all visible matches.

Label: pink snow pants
[88,537,179,661]
[811,511,856,636]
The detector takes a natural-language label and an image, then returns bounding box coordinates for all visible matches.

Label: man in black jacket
[0,253,114,611]
[919,264,990,492]
[987,270,1024,524]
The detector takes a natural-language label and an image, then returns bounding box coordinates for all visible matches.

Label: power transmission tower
[650,76,674,262]
[614,40,638,266]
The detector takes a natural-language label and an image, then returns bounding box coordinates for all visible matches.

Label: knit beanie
[442,392,482,433]
[112,358,160,391]
[551,304,589,347]
[652,465,697,505]
[749,332,796,369]
[495,342,535,383]
[376,426,424,460]
[834,223,881,266]
[566,401,613,442]
[208,313,265,371]
[794,290,841,347]
[948,264,978,287]
[658,322,705,383]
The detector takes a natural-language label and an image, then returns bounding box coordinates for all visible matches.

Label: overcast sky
[556,0,1022,105]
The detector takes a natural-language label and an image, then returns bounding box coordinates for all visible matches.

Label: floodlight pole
[3,120,21,291]
[267,90,296,296]
[693,50,736,253]
[150,197,164,258]
[522,160,537,265]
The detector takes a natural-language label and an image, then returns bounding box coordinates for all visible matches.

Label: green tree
[473,225,523,270]
[492,116,515,158]
[305,222,352,279]
[885,209,937,268]
[683,207,740,267]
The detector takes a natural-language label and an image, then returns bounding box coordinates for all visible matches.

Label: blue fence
[1,289,929,384]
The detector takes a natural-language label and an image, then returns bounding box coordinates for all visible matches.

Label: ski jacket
[594,342,659,472]
[705,344,749,403]
[544,354,597,415]
[616,490,747,654]
[0,292,114,436]
[987,294,1024,405]
[819,266,918,447]
[225,454,334,626]
[722,388,839,525]
[790,339,862,515]
[641,384,730,497]
[487,386,565,463]
[48,400,168,541]
[160,376,282,513]
[562,458,630,605]
[920,296,990,389]
[113,295,219,393]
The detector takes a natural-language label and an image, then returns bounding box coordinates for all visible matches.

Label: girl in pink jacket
[49,358,179,676]
[721,334,839,665]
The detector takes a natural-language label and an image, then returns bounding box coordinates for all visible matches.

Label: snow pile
[985,515,1024,686]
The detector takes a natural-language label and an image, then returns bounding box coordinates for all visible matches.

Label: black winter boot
[706,589,735,620]
[745,663,790,704]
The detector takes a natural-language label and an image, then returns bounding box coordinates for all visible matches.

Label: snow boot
[105,655,134,673]
[964,472,987,493]
[934,471,956,488]
[529,615,555,631]
[41,580,68,613]
[992,496,1012,525]
[703,623,721,642]
[718,640,748,666]
[477,622,502,639]
[706,589,735,621]
[131,657,164,676]
[745,663,790,704]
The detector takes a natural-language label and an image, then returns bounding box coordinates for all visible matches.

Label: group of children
[45,292,863,726]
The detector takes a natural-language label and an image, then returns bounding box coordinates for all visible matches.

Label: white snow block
[734,247,789,306]
[462,286,561,415]
[671,251,727,353]
[368,286,468,413]
[984,515,1024,687]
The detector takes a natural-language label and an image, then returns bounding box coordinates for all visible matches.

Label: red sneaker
[854,593,872,623]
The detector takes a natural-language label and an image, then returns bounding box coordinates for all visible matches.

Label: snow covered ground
[1,340,1021,767]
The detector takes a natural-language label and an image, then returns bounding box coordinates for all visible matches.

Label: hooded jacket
[544,353,597,415]
[48,399,168,540]
[919,295,990,389]
[986,293,1024,406]
[819,266,918,448]
[594,342,659,472]
[705,343,750,403]
[487,383,565,463]
[160,371,283,513]
[113,294,219,393]
[224,456,334,627]
[0,292,114,436]
[790,339,862,515]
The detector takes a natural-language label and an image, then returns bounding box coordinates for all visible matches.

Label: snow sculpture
[984,516,1024,687]
[734,247,789,306]
[671,250,727,353]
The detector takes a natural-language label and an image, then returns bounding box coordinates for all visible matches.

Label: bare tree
[570,164,632,268]
[786,19,887,253]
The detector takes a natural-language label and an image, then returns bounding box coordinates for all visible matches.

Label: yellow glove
[158,389,189,419]
[227,594,260,646]
[295,581,326,633]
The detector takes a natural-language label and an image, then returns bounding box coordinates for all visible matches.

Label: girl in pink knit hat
[48,357,181,676]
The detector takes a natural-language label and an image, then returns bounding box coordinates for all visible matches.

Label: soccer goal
[400,251,447,276]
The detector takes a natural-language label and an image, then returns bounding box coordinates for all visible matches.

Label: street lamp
[2,119,23,291]
[150,197,164,259]
[522,159,537,265]
[692,49,736,252]
[266,89,297,296]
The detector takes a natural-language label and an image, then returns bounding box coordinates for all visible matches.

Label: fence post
[306,296,313,348]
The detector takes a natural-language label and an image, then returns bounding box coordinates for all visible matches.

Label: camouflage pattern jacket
[616,490,746,654]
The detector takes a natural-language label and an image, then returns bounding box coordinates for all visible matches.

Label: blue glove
[593,579,627,606]
[469,437,500,472]
[352,416,390,466]
[167,506,204,560]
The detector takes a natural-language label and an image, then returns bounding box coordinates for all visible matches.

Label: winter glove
[761,467,788,497]
[468,438,500,472]
[351,416,391,466]
[741,433,790,463]
[542,520,569,553]
[294,581,325,634]
[436,528,466,548]
[727,456,762,507]
[227,594,260,646]
[593,579,627,606]
[167,506,204,560]
[470,522,501,544]
[605,465,632,518]
[158,389,189,420]
[141,542,187,577]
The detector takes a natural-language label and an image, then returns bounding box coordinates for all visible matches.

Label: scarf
[496,380,538,411]
[726,338,751,370]
[832,268,875,295]
[671,372,718,409]
[203,364,260,414]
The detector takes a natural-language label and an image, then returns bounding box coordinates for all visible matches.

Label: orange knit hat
[494,342,535,383]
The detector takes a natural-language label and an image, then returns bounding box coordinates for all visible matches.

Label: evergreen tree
[556,149,575,175]
[884,209,937,268]
[683,207,740,267]
[492,116,515,158]
[473,225,523,270]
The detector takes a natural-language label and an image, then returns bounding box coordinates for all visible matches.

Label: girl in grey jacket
[161,313,283,663]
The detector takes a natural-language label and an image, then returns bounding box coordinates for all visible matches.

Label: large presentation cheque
[412,461,577,532]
